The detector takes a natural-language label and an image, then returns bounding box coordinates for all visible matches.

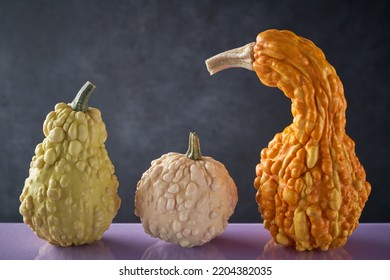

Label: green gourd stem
[71,81,96,112]
[186,132,202,160]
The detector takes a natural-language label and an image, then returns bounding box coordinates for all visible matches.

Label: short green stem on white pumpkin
[205,42,256,75]
[186,132,202,160]
[71,81,96,112]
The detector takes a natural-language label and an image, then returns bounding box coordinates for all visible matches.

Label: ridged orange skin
[252,30,371,251]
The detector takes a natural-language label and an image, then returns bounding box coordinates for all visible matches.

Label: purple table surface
[0,223,389,260]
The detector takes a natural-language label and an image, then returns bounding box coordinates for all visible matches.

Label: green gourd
[19,81,121,246]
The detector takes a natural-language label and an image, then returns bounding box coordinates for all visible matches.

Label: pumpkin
[205,29,371,251]
[19,81,121,246]
[135,132,238,247]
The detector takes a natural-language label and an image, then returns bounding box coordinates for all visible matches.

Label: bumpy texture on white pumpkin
[19,102,121,246]
[135,152,238,247]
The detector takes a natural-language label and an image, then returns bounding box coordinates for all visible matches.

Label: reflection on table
[0,223,389,260]
[35,240,115,260]
[257,239,352,260]
[142,241,225,260]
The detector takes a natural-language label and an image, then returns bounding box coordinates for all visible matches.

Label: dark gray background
[1,0,389,223]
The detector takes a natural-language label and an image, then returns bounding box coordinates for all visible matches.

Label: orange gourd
[205,29,371,251]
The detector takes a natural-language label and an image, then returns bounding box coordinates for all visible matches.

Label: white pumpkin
[135,132,238,247]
